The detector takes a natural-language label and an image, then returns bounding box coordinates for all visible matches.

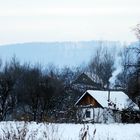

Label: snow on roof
[76,90,139,110]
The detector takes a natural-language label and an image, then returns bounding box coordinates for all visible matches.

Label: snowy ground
[0,122,140,140]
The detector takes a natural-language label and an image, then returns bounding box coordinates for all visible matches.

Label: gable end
[76,92,103,108]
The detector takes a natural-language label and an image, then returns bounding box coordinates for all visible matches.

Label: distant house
[71,73,102,92]
[75,90,139,123]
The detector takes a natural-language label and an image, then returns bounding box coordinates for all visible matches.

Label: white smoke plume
[109,51,122,88]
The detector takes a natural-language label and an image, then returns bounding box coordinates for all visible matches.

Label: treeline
[0,56,84,121]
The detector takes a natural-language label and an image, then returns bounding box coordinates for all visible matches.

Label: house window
[86,110,91,118]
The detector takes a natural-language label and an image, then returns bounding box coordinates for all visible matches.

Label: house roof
[72,73,102,89]
[72,73,95,85]
[75,90,139,110]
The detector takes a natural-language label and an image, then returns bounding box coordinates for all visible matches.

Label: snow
[76,90,139,110]
[0,122,140,140]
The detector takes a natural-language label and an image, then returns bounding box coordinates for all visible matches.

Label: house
[75,90,139,123]
[71,73,102,92]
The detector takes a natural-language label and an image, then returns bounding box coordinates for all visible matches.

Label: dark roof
[72,73,101,89]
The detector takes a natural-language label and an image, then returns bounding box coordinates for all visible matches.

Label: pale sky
[0,0,140,45]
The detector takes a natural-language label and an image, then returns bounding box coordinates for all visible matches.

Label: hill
[0,41,122,67]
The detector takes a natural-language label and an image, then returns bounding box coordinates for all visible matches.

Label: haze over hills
[0,40,134,68]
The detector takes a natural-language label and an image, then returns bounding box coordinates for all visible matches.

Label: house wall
[81,107,104,122]
[77,93,102,108]
[78,107,121,123]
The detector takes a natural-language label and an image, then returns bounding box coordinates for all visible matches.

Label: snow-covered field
[0,121,140,140]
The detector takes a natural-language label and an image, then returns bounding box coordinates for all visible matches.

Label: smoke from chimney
[109,52,122,88]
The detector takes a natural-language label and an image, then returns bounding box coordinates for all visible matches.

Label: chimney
[107,82,111,108]
[108,90,110,102]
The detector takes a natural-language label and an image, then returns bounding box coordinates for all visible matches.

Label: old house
[71,73,102,92]
[75,90,139,123]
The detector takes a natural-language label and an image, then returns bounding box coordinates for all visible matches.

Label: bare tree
[89,46,115,89]
[115,46,135,90]
[134,24,140,42]
[116,24,140,106]
[0,73,15,121]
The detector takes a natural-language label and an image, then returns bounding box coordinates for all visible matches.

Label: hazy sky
[0,0,140,45]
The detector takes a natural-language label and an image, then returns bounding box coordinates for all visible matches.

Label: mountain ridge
[0,40,135,67]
